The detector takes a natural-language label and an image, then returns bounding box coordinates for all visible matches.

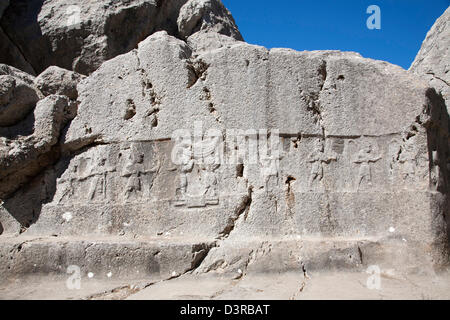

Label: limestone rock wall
[410,7,450,263]
[0,0,242,75]
[0,2,448,281]
[410,7,449,110]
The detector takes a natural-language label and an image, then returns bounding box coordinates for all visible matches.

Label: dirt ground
[1,270,450,300]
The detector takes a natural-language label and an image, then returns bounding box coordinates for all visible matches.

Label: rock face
[177,0,242,40]
[0,67,40,126]
[35,66,85,100]
[0,3,449,285]
[0,0,36,75]
[0,0,243,75]
[0,64,78,200]
[410,7,450,234]
[410,6,449,110]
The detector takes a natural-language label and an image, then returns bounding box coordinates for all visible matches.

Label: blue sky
[222,0,449,69]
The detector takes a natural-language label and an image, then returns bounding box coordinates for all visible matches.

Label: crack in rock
[217,187,253,240]
[425,73,450,87]
[186,58,209,88]
[290,262,309,300]
[85,242,216,300]
[298,59,328,137]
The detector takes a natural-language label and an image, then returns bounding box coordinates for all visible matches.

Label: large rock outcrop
[410,6,449,110]
[0,0,242,75]
[0,2,448,287]
[34,66,85,100]
[410,7,450,224]
[0,64,80,200]
[0,65,40,126]
[177,0,242,40]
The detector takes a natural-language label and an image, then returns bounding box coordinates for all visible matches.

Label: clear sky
[222,0,449,70]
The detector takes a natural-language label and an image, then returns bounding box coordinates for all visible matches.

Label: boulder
[0,27,36,76]
[187,29,241,54]
[410,6,450,211]
[0,95,74,199]
[0,31,443,277]
[0,66,75,199]
[177,0,243,40]
[0,65,40,126]
[35,66,85,100]
[410,7,449,110]
[0,63,36,83]
[0,0,242,75]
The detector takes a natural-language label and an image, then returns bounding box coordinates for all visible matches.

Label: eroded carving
[54,142,166,204]
[389,138,417,183]
[307,139,337,190]
[352,141,381,190]
[56,159,79,204]
[388,136,431,189]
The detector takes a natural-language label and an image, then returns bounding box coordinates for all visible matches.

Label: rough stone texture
[1,29,448,281]
[128,271,450,300]
[0,94,76,199]
[2,271,450,300]
[0,64,36,84]
[0,65,40,126]
[410,6,449,110]
[0,0,242,75]
[0,235,214,283]
[35,66,85,100]
[0,65,77,200]
[177,0,243,40]
[0,2,449,295]
[187,30,241,54]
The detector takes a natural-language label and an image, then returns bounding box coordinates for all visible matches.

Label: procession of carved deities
[52,126,434,209]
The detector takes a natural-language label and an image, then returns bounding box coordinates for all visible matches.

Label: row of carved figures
[54,136,443,204]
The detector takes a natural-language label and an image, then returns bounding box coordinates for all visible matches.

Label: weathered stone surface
[0,64,36,84]
[410,7,449,110]
[410,8,450,241]
[0,235,214,282]
[0,94,75,199]
[0,65,40,126]
[0,0,242,75]
[35,66,85,100]
[0,4,449,290]
[177,0,243,40]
